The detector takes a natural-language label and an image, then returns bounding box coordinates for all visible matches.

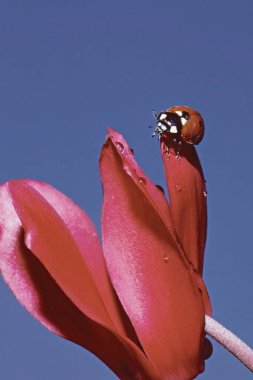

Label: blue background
[0,1,252,379]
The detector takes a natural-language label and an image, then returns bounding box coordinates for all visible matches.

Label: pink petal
[100,130,206,380]
[0,182,159,379]
[7,180,113,326]
[23,179,139,342]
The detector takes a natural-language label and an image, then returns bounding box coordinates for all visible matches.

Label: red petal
[160,139,207,275]
[160,138,212,316]
[100,130,206,380]
[7,180,114,326]
[23,179,139,341]
[0,182,159,380]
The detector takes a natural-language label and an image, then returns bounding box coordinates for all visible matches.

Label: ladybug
[151,105,205,145]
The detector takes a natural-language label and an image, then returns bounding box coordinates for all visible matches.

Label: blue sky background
[0,1,252,379]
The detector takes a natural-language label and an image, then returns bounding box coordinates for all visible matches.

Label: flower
[0,128,211,380]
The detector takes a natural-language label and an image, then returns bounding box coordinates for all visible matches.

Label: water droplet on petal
[139,177,147,185]
[177,241,182,249]
[164,256,169,263]
[203,190,207,197]
[163,146,170,155]
[175,184,181,192]
[188,262,194,272]
[115,142,124,152]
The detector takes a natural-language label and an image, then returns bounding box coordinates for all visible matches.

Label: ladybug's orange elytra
[168,105,204,145]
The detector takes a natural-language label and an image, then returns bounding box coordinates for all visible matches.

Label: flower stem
[205,315,253,372]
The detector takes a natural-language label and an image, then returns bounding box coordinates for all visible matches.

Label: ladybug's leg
[164,146,170,156]
[176,140,182,159]
[152,110,158,119]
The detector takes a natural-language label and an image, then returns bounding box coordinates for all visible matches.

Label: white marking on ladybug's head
[181,118,188,125]
[159,113,167,120]
[175,110,183,117]
[170,125,178,133]
[160,124,168,131]
[157,122,162,127]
